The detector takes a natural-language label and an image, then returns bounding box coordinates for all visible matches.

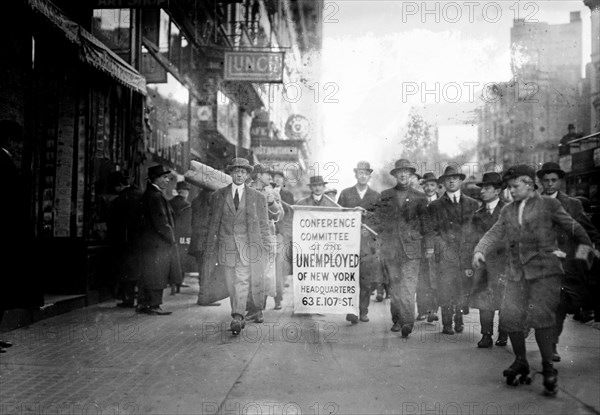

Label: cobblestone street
[1,277,599,415]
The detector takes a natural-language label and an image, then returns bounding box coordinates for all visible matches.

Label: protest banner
[292,206,361,314]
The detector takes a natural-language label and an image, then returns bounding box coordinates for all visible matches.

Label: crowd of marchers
[4,137,597,397]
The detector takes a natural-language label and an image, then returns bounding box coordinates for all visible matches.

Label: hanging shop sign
[285,114,311,140]
[224,51,284,83]
[253,146,298,160]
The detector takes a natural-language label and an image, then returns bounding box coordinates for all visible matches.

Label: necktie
[234,189,239,210]
[453,195,458,204]
[487,205,493,215]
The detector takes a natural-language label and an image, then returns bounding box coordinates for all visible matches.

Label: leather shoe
[553,344,561,362]
[274,301,282,310]
[346,314,359,324]
[197,301,221,306]
[454,324,464,333]
[143,306,172,315]
[231,319,243,335]
[390,322,402,332]
[462,306,469,315]
[426,312,439,322]
[375,294,383,302]
[253,311,264,323]
[442,325,454,335]
[401,325,412,338]
[495,333,508,346]
[0,348,5,353]
[477,334,493,348]
[359,314,370,322]
[0,340,13,348]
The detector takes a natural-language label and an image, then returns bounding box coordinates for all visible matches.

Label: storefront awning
[28,0,147,95]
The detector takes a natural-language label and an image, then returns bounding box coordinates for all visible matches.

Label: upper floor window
[92,9,131,63]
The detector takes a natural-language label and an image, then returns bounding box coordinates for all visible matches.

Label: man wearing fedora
[416,171,440,322]
[201,158,271,335]
[338,161,381,324]
[138,165,181,315]
[473,164,593,395]
[297,176,338,207]
[536,162,600,361]
[428,165,479,335]
[469,172,508,348]
[372,159,433,337]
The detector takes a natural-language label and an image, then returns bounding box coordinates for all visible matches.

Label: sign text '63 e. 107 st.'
[224,51,284,83]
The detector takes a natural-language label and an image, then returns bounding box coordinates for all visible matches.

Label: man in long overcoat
[107,171,143,308]
[469,172,507,348]
[473,165,593,396]
[372,159,432,338]
[429,165,479,335]
[170,180,193,290]
[338,161,380,324]
[536,162,600,361]
[202,158,271,335]
[138,165,181,315]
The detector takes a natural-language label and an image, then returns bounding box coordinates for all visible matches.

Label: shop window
[92,9,131,63]
[158,9,170,59]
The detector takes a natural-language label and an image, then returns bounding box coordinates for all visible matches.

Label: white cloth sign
[292,207,361,314]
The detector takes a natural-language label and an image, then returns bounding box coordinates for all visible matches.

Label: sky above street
[318,1,593,189]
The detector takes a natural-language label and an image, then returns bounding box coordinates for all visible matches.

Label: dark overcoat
[338,186,381,283]
[470,200,506,310]
[428,193,479,305]
[201,185,271,306]
[170,195,194,273]
[139,184,182,289]
[107,185,143,282]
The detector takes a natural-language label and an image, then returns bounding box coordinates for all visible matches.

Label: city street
[1,277,599,415]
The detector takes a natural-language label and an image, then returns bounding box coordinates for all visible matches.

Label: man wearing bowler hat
[372,159,433,338]
[536,162,600,361]
[297,176,338,207]
[416,171,440,322]
[469,172,508,348]
[428,165,479,335]
[201,158,271,335]
[338,161,381,324]
[473,164,592,395]
[138,165,180,315]
[170,180,193,292]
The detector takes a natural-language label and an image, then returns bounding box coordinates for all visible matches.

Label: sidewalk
[1,276,599,415]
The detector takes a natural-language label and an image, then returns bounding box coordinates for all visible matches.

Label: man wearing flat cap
[469,172,508,348]
[416,171,440,323]
[169,180,193,292]
[536,162,600,361]
[371,159,433,338]
[297,176,338,207]
[138,165,181,315]
[473,164,593,395]
[428,165,479,335]
[338,161,381,324]
[202,158,271,335]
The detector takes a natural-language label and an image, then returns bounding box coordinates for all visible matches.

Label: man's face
[310,184,325,196]
[258,172,272,186]
[177,189,190,200]
[423,181,437,196]
[231,167,248,185]
[153,174,170,190]
[394,169,412,186]
[541,173,561,195]
[355,170,371,186]
[443,175,462,192]
[508,177,532,201]
[273,174,284,187]
[480,185,500,203]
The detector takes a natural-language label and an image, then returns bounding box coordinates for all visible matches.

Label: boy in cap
[473,164,593,395]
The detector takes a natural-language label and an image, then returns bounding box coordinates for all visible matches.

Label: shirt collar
[313,194,323,202]
[446,190,461,201]
[356,185,368,197]
[547,191,558,198]
[150,183,161,191]
[232,183,245,195]
[486,198,500,211]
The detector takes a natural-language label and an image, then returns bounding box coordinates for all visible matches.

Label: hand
[425,248,434,259]
[465,269,474,278]
[472,252,485,269]
[361,228,370,237]
[266,192,275,204]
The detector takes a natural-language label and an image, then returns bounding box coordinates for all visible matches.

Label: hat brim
[439,173,466,181]
[309,182,328,186]
[475,181,503,188]
[390,167,416,176]
[536,169,565,179]
[354,168,373,174]
[226,165,253,173]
